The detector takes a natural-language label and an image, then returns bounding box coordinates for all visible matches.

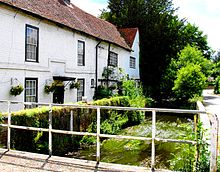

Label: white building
[0,0,140,105]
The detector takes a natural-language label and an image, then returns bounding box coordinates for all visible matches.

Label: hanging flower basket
[44,80,64,94]
[10,85,24,96]
[70,81,80,89]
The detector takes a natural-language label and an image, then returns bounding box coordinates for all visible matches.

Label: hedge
[0,96,146,155]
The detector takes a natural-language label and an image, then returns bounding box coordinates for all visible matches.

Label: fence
[0,100,208,170]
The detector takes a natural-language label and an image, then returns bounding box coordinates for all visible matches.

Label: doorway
[53,86,64,104]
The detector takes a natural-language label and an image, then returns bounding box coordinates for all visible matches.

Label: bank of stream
[67,114,195,169]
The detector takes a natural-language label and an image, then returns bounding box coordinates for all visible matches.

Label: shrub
[172,64,207,101]
[169,122,210,171]
[214,76,220,94]
[0,96,148,153]
[1,106,86,155]
[93,85,113,100]
[81,96,147,145]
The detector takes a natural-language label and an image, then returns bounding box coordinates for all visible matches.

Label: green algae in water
[70,116,195,169]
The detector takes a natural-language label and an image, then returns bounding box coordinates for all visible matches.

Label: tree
[161,45,211,100]
[172,64,207,101]
[101,0,211,101]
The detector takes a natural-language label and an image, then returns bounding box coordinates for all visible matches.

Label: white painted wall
[0,4,140,107]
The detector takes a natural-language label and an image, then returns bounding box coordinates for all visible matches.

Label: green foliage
[161,45,210,102]
[122,80,142,98]
[44,80,64,94]
[214,76,220,94]
[0,113,3,123]
[93,85,113,100]
[177,45,212,76]
[8,106,83,155]
[101,0,211,100]
[91,118,196,168]
[170,122,210,171]
[218,156,220,171]
[81,96,147,145]
[173,64,207,101]
[10,85,24,96]
[69,81,80,89]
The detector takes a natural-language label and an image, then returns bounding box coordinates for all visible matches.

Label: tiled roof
[0,0,131,50]
[118,28,138,48]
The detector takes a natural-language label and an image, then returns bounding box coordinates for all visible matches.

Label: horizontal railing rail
[0,100,206,170]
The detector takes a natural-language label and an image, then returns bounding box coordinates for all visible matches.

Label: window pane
[109,52,118,67]
[130,57,136,69]
[26,25,38,62]
[25,79,37,103]
[77,41,85,66]
[77,79,84,101]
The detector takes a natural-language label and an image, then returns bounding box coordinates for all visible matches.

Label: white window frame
[25,78,38,103]
[108,51,118,67]
[25,25,39,62]
[130,56,136,69]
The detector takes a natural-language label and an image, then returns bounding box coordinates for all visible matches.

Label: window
[108,51,118,67]
[77,41,85,66]
[91,79,95,88]
[25,78,38,103]
[130,57,136,69]
[77,79,85,101]
[25,25,39,62]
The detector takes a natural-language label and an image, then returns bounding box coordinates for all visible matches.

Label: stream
[67,114,195,169]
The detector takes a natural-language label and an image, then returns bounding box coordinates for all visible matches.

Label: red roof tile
[118,28,138,48]
[0,0,131,50]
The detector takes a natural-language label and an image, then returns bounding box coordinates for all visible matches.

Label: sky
[74,0,220,51]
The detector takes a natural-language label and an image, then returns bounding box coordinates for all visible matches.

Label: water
[67,114,195,169]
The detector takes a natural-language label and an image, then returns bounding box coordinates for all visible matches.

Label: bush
[8,106,83,155]
[172,64,207,101]
[81,96,147,145]
[93,85,113,100]
[214,76,220,94]
[170,122,210,171]
[0,95,148,153]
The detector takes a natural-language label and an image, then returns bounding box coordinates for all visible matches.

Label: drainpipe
[107,43,111,88]
[95,41,102,91]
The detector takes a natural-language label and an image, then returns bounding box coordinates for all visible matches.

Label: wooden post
[70,110,73,131]
[210,113,219,172]
[151,110,156,170]
[96,107,101,163]
[7,101,11,150]
[49,104,52,157]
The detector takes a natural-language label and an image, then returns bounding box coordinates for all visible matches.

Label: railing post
[194,113,199,172]
[151,110,156,170]
[210,113,219,172]
[49,103,52,157]
[70,110,73,131]
[96,107,101,163]
[7,101,11,150]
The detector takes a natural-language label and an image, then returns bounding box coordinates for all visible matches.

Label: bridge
[0,100,218,171]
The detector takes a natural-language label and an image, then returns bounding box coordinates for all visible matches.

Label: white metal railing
[0,100,206,170]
